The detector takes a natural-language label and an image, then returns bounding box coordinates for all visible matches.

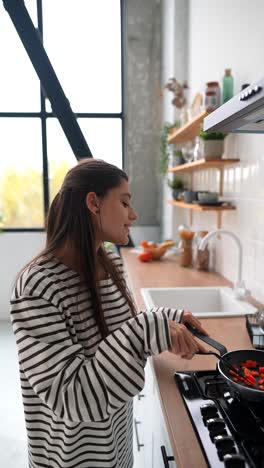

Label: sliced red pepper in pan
[245,374,256,385]
[242,360,258,368]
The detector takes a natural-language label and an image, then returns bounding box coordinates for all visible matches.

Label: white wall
[171,0,264,303]
[188,0,264,99]
[0,233,45,319]
[161,0,188,240]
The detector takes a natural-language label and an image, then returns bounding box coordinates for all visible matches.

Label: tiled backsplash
[172,134,264,304]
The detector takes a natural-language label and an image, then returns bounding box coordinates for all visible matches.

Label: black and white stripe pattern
[10,252,181,467]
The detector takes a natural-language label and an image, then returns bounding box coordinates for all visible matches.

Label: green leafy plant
[167,176,184,190]
[199,129,227,140]
[160,121,180,176]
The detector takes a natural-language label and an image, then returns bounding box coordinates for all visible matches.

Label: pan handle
[186,325,228,355]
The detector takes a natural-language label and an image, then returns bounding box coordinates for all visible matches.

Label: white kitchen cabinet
[133,359,154,468]
[133,359,176,468]
[152,382,176,468]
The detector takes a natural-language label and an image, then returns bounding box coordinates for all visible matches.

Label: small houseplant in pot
[167,176,184,201]
[160,121,182,176]
[199,128,227,160]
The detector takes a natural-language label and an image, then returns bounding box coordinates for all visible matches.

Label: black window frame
[1,0,125,232]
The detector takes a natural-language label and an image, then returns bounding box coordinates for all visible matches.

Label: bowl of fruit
[138,240,175,262]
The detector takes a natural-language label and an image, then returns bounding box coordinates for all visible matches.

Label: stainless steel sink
[140,287,256,318]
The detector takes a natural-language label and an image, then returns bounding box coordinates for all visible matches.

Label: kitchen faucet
[199,229,250,300]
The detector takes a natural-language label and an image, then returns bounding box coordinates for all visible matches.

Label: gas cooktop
[175,370,264,468]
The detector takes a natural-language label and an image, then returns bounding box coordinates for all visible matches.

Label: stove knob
[223,453,246,468]
[254,85,262,94]
[206,417,226,435]
[214,435,235,451]
[200,403,218,419]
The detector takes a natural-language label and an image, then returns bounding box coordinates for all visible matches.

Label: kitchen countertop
[121,248,261,468]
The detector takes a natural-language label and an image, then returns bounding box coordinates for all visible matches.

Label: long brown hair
[25,158,136,338]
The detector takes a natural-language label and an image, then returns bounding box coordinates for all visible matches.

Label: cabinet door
[152,385,176,468]
[133,360,176,468]
[133,360,154,467]
[133,421,144,468]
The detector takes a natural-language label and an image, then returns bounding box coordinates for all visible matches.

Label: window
[0,0,123,229]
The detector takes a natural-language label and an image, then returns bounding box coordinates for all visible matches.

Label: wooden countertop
[121,248,258,468]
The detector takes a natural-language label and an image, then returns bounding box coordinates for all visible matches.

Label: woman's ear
[85,192,100,215]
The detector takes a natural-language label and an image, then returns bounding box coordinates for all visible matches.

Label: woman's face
[93,179,138,245]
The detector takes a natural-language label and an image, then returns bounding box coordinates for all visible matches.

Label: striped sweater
[10,252,182,468]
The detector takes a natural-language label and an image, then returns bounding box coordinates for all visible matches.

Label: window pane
[0,119,43,227]
[43,0,121,113]
[24,0,38,27]
[79,118,122,168]
[46,118,122,203]
[0,2,40,111]
[46,119,78,203]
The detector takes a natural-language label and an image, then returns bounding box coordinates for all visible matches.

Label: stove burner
[175,370,264,468]
[203,377,230,399]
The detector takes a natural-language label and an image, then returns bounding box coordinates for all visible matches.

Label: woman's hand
[168,320,208,360]
[180,310,209,336]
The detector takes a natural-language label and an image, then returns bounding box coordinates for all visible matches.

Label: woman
[10,159,208,468]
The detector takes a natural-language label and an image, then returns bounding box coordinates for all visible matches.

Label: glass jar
[182,141,194,163]
[205,81,220,108]
[178,229,194,267]
[205,90,217,110]
[195,231,210,271]
[193,137,202,161]
[179,239,193,267]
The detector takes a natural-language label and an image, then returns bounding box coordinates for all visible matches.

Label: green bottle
[222,68,234,103]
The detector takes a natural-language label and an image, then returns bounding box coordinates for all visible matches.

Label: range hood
[204,78,264,134]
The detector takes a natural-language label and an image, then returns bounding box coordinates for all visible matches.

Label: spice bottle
[205,90,217,110]
[179,229,194,267]
[222,69,234,103]
[205,81,220,108]
[195,231,210,271]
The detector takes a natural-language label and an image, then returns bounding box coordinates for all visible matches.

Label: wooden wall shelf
[167,158,240,174]
[166,200,236,212]
[166,200,236,229]
[167,110,210,144]
[165,122,240,228]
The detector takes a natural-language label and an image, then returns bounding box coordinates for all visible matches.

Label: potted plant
[198,128,227,160]
[167,176,185,201]
[160,121,182,176]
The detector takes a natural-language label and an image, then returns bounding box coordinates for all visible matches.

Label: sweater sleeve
[10,294,173,424]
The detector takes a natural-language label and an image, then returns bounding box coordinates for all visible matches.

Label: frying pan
[187,325,264,402]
